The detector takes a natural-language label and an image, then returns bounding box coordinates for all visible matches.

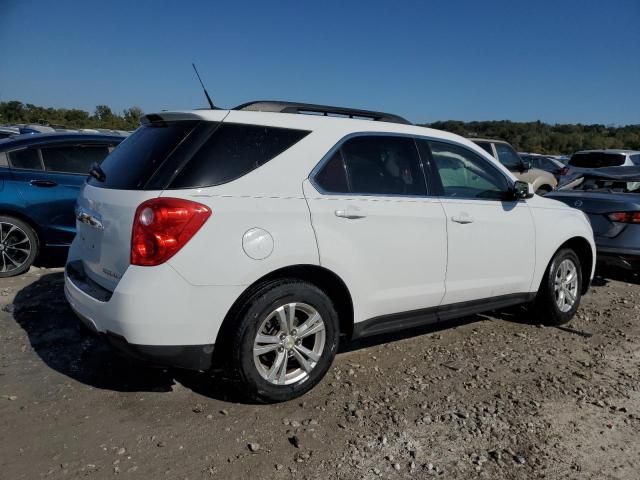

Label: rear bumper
[105,331,214,370]
[596,247,640,270]
[64,260,244,371]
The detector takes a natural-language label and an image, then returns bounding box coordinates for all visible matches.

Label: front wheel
[533,248,582,325]
[229,279,339,403]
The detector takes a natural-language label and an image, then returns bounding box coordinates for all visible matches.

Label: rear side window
[8,148,42,170]
[314,136,427,196]
[314,151,349,193]
[569,152,626,168]
[169,124,309,189]
[89,121,198,189]
[42,145,111,174]
[341,136,426,195]
[630,154,640,166]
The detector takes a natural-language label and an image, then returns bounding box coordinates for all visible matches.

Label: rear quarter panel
[165,193,320,287]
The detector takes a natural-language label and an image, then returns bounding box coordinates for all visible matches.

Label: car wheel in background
[534,248,582,325]
[0,216,38,278]
[229,279,339,403]
[535,185,552,196]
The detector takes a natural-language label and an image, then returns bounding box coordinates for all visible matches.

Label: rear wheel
[0,216,38,278]
[229,279,339,403]
[533,248,582,325]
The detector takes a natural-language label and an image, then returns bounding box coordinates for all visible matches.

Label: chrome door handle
[451,215,474,224]
[335,208,367,219]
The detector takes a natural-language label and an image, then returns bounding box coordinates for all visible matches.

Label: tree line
[0,101,143,131]
[422,120,640,154]
[1,101,639,154]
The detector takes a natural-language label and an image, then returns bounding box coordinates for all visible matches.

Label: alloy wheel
[0,221,32,273]
[253,302,326,386]
[554,258,578,313]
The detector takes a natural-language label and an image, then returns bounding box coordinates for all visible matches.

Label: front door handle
[451,215,474,224]
[30,179,58,187]
[335,207,367,219]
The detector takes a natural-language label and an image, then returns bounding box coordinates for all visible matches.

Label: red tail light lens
[608,212,640,224]
[131,198,211,266]
[559,167,569,176]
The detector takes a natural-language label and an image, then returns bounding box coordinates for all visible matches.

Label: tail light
[608,212,640,224]
[559,167,569,176]
[131,198,211,266]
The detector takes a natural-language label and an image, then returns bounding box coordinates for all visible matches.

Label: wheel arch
[212,264,354,369]
[555,236,594,294]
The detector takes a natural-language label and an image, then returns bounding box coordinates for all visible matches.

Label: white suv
[64,101,596,402]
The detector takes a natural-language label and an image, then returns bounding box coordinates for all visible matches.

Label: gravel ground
[0,267,638,479]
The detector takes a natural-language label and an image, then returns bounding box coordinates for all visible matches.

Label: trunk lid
[75,185,160,291]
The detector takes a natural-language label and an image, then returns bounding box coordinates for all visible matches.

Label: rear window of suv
[569,152,626,168]
[169,123,309,189]
[89,120,309,190]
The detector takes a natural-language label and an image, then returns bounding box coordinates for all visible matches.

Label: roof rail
[233,101,411,125]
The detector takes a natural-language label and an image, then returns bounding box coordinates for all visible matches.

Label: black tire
[535,186,552,196]
[0,215,38,278]
[228,279,339,403]
[533,248,582,325]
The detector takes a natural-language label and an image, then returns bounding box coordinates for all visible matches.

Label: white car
[64,101,596,402]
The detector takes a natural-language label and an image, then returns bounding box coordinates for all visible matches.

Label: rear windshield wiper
[89,163,106,182]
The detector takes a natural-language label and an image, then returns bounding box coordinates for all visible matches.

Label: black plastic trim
[234,100,411,125]
[105,332,214,371]
[66,260,113,302]
[352,293,536,339]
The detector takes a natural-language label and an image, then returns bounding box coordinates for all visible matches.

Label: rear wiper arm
[89,163,106,182]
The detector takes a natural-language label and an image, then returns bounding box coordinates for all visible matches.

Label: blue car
[0,132,125,276]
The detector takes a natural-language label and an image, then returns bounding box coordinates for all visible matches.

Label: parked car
[520,153,569,181]
[469,139,557,194]
[0,132,125,276]
[64,101,595,402]
[569,149,640,169]
[547,166,640,271]
[0,127,20,139]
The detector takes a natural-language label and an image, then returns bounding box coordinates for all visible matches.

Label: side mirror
[512,180,534,200]
[521,160,532,172]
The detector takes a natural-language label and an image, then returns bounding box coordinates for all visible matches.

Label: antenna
[192,63,216,109]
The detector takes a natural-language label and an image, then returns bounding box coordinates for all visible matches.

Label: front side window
[338,135,427,196]
[41,145,111,174]
[494,143,523,171]
[428,141,511,200]
[8,148,42,170]
[630,154,640,166]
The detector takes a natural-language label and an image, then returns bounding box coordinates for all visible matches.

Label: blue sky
[1,0,638,124]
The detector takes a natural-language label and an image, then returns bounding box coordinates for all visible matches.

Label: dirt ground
[0,267,638,480]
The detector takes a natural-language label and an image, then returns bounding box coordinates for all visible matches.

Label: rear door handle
[30,180,58,187]
[335,207,367,219]
[451,215,474,224]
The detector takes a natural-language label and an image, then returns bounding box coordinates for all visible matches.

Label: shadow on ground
[9,272,230,397]
[10,266,633,402]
